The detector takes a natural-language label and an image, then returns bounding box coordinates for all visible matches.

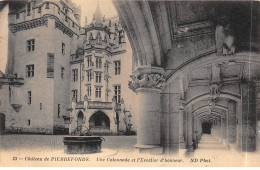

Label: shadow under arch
[89,111,110,130]
[77,111,84,128]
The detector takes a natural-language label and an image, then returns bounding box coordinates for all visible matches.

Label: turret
[92,1,103,26]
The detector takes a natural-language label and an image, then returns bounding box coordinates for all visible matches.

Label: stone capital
[128,66,166,92]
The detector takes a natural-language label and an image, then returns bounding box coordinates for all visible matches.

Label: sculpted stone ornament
[84,95,89,101]
[215,24,236,56]
[207,97,216,115]
[179,100,186,110]
[128,73,166,92]
[209,83,221,98]
[96,32,102,44]
[72,97,77,102]
[89,32,93,41]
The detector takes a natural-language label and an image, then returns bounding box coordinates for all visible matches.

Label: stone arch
[185,92,241,109]
[192,104,227,115]
[166,52,260,83]
[113,1,162,68]
[196,111,222,118]
[89,111,110,130]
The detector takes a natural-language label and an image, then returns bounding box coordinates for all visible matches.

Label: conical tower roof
[93,1,102,24]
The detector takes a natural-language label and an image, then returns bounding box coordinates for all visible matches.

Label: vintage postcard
[0,0,260,167]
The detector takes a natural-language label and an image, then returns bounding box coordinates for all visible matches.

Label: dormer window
[72,22,75,28]
[45,2,49,9]
[38,7,41,13]
[27,3,31,16]
[16,13,19,19]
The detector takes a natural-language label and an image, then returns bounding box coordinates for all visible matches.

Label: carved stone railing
[71,53,84,63]
[75,101,84,109]
[0,75,24,86]
[87,101,112,110]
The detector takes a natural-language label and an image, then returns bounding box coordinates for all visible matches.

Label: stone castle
[0,0,135,135]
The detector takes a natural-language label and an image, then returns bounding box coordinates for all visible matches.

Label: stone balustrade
[87,101,113,110]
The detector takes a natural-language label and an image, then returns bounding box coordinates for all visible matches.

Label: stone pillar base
[229,144,238,152]
[194,140,198,148]
[164,144,180,155]
[187,145,194,152]
[222,139,229,148]
[135,144,163,155]
[179,141,186,149]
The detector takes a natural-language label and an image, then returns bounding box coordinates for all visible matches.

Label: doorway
[89,111,110,130]
[202,122,212,134]
[77,111,84,128]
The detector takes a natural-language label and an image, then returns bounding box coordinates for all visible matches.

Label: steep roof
[93,1,102,24]
[0,70,5,78]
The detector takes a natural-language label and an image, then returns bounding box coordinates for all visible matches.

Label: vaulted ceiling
[114,1,260,76]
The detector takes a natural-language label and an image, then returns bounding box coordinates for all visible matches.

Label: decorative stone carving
[10,16,48,33]
[72,97,76,102]
[212,64,221,82]
[215,24,236,56]
[55,18,73,37]
[112,95,117,103]
[128,73,166,92]
[207,97,216,114]
[179,100,186,110]
[84,95,88,101]
[11,104,22,113]
[96,32,102,44]
[208,82,221,114]
[89,32,93,41]
[177,27,189,35]
[209,83,220,98]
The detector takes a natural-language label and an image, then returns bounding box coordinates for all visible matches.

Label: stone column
[135,88,161,149]
[218,118,222,139]
[128,66,165,153]
[187,106,194,152]
[255,83,260,151]
[221,114,228,146]
[241,81,256,152]
[228,100,237,144]
[179,100,186,149]
[236,102,242,150]
[193,116,198,148]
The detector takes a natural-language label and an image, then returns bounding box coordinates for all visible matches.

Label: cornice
[13,1,81,28]
[9,16,48,33]
[9,14,79,38]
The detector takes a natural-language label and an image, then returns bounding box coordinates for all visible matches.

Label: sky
[71,0,118,25]
[0,4,9,73]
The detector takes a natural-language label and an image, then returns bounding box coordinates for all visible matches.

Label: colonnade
[132,73,259,153]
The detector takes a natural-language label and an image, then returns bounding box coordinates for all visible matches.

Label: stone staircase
[198,134,227,150]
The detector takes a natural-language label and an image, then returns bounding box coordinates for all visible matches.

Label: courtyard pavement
[0,134,259,167]
[0,135,137,153]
